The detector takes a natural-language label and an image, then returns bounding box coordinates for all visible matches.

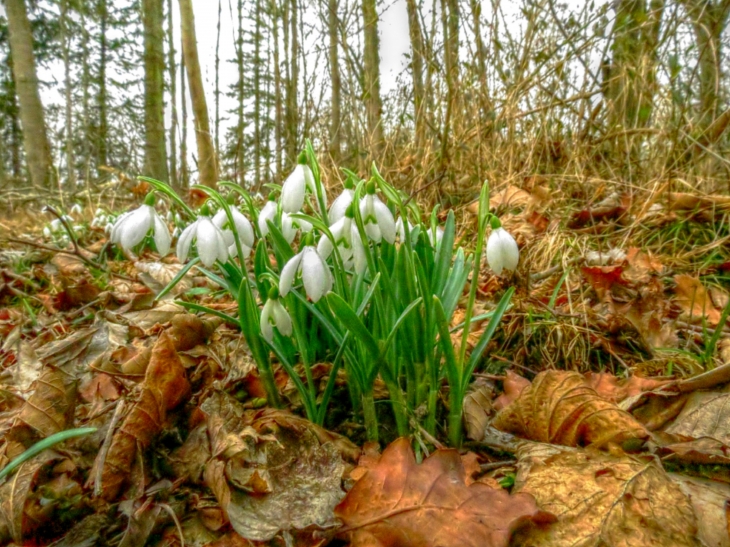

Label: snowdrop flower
[318,205,366,274]
[486,220,519,275]
[43,226,51,238]
[70,203,83,216]
[213,206,255,258]
[395,217,414,242]
[281,153,315,213]
[359,182,396,244]
[110,196,171,256]
[260,288,293,342]
[279,236,333,302]
[282,212,313,244]
[258,196,278,237]
[429,225,444,247]
[176,215,229,267]
[329,178,356,223]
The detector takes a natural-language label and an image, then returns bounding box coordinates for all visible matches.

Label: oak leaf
[492,370,649,448]
[335,437,553,547]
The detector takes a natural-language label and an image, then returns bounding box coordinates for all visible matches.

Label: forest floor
[1,176,730,546]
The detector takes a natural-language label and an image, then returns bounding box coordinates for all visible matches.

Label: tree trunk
[681,0,730,129]
[143,0,170,182]
[235,0,245,185]
[167,0,178,189]
[272,0,283,178]
[328,0,342,160]
[285,0,299,163]
[98,0,108,172]
[362,0,384,151]
[5,0,54,188]
[61,0,75,187]
[180,48,189,189]
[468,0,493,124]
[405,0,425,152]
[254,0,263,186]
[214,0,222,160]
[178,0,219,187]
[439,0,459,179]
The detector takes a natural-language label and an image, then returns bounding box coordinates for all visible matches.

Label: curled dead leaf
[492,370,649,448]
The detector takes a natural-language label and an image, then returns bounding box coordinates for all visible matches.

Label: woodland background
[0,0,728,202]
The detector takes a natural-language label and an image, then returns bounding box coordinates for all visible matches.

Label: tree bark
[98,0,108,172]
[178,0,219,187]
[327,0,342,160]
[167,0,178,189]
[272,0,283,177]
[285,0,299,163]
[143,0,170,182]
[61,0,75,187]
[5,0,54,188]
[362,0,384,151]
[180,47,189,189]
[405,0,425,152]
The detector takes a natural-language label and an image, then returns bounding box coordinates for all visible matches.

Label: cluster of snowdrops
[108,145,518,445]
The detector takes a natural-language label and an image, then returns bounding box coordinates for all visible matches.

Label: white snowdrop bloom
[486,227,519,275]
[104,222,114,235]
[176,216,229,267]
[329,188,355,224]
[258,199,278,237]
[50,218,63,232]
[281,212,313,244]
[43,226,51,238]
[395,217,414,242]
[213,207,255,258]
[110,204,171,256]
[279,245,332,302]
[70,203,83,216]
[317,214,367,274]
[429,225,444,247]
[260,290,293,342]
[359,184,396,244]
[281,163,315,213]
[165,210,174,222]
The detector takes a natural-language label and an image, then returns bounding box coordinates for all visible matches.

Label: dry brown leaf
[670,474,730,547]
[134,261,192,297]
[511,444,701,547]
[584,372,671,404]
[661,437,730,465]
[623,247,664,284]
[98,331,190,500]
[674,275,723,326]
[335,437,554,547]
[463,380,495,441]
[0,452,61,543]
[493,370,530,411]
[492,370,649,448]
[122,301,186,330]
[664,389,730,445]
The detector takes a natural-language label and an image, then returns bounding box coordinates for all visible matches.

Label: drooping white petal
[486,228,519,275]
[329,189,354,223]
[232,209,255,249]
[213,223,230,264]
[281,213,296,244]
[258,201,277,236]
[110,211,131,244]
[281,165,307,213]
[301,247,329,302]
[152,212,171,256]
[364,222,382,243]
[260,299,275,342]
[317,233,335,259]
[272,301,292,336]
[176,220,198,263]
[372,198,396,244]
[351,228,367,274]
[196,218,223,267]
[120,205,152,250]
[279,251,303,296]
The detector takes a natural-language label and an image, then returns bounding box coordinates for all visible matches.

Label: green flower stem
[362,390,379,442]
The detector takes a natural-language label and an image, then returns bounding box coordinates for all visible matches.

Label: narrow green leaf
[327,293,380,361]
[176,301,239,326]
[155,257,200,301]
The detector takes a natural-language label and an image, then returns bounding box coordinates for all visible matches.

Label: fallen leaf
[134,261,192,297]
[493,370,649,448]
[661,437,730,465]
[463,380,495,441]
[664,389,730,445]
[493,370,530,411]
[98,331,190,500]
[584,372,671,403]
[670,474,730,547]
[335,437,553,547]
[674,275,723,326]
[511,444,701,546]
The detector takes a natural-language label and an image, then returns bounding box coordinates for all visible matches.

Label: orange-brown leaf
[334,438,553,547]
[492,370,649,448]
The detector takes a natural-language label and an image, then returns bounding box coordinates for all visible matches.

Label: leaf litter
[1,184,730,546]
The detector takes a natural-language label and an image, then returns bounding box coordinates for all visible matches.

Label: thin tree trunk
[180,48,189,189]
[167,0,178,189]
[61,0,75,187]
[468,0,493,123]
[285,0,299,163]
[253,0,262,186]
[215,0,222,159]
[405,0,425,152]
[5,0,55,188]
[178,0,219,187]
[440,0,459,179]
[143,0,170,181]
[362,0,384,151]
[327,0,341,160]
[272,0,283,178]
[98,0,108,172]
[236,0,245,185]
